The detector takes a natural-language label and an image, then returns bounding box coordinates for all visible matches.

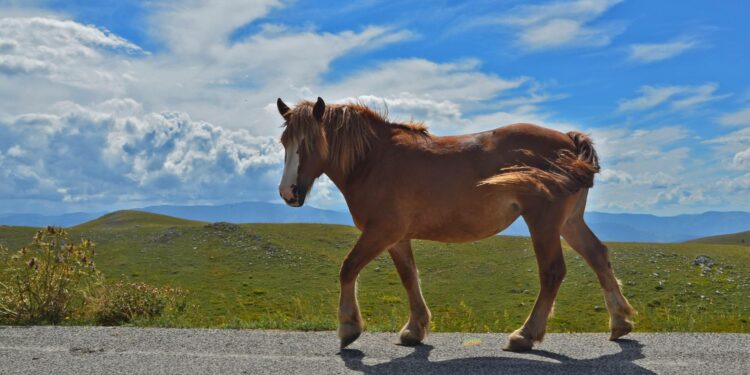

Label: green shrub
[0,227,101,324]
[0,227,188,326]
[92,281,186,325]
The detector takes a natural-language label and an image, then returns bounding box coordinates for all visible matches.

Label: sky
[0,0,749,216]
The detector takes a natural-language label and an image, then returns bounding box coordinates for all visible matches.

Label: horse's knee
[339,257,358,285]
[540,258,566,288]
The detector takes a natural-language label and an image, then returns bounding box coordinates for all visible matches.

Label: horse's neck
[323,121,394,195]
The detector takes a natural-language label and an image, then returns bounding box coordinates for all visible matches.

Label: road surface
[1,327,748,374]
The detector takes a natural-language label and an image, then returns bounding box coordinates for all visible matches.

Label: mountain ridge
[2,202,749,243]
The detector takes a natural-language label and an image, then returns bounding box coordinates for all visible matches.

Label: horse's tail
[478,131,600,201]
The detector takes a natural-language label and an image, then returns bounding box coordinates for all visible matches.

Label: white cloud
[148,0,282,54]
[670,83,728,109]
[599,169,677,189]
[585,126,700,212]
[322,89,574,137]
[618,83,729,112]
[6,144,23,157]
[0,17,143,86]
[628,37,698,63]
[718,107,750,127]
[0,15,413,136]
[0,6,739,216]
[717,173,750,193]
[322,59,524,103]
[591,126,690,165]
[734,148,750,169]
[0,100,283,212]
[617,86,684,111]
[654,185,714,206]
[492,0,624,50]
[598,168,633,184]
[705,126,750,170]
[0,13,553,213]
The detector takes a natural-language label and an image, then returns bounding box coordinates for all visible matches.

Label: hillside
[1,211,749,333]
[688,230,750,247]
[74,210,202,231]
[141,201,353,226]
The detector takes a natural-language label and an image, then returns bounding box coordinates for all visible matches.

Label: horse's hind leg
[388,240,431,346]
[338,229,402,349]
[504,198,571,352]
[561,189,635,340]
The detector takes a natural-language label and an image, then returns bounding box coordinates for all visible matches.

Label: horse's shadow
[339,339,655,375]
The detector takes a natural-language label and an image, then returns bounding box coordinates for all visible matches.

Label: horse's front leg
[388,240,431,346]
[338,229,401,349]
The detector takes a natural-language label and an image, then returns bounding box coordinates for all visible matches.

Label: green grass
[688,230,750,247]
[1,210,749,332]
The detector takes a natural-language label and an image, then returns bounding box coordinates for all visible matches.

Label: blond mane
[281,101,429,172]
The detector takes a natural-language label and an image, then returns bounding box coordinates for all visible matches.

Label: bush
[0,227,188,326]
[0,227,101,324]
[92,281,186,325]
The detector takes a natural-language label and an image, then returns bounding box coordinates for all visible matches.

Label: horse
[275,97,635,352]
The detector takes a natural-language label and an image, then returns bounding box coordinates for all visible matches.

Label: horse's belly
[411,196,521,243]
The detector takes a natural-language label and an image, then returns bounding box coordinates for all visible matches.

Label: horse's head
[277,97,329,207]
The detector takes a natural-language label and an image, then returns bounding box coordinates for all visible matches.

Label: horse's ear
[313,97,325,122]
[277,98,290,118]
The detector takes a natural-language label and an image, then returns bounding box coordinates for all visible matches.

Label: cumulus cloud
[1,4,740,216]
[627,37,699,63]
[489,0,625,51]
[0,100,283,212]
[0,12,550,213]
[0,17,143,86]
[124,25,413,136]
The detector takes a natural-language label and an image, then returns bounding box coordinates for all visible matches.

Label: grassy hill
[1,210,749,333]
[688,230,750,247]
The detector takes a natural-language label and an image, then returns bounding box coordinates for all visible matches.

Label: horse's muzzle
[280,184,306,207]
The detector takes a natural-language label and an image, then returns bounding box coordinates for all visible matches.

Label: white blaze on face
[279,138,300,201]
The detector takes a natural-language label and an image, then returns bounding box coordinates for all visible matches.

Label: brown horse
[276,97,635,352]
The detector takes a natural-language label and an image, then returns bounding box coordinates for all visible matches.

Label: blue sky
[0,0,749,216]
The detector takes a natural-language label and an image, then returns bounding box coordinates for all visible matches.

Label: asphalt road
[1,327,748,374]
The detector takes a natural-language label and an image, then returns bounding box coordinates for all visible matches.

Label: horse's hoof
[340,332,361,349]
[609,319,633,341]
[399,328,424,346]
[338,322,362,349]
[503,331,534,352]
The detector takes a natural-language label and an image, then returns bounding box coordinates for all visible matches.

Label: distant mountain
[0,211,104,228]
[502,211,750,243]
[2,202,749,243]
